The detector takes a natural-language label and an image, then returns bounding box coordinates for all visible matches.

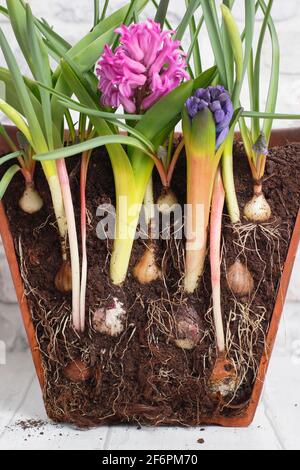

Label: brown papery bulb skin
[55,261,72,293]
[63,359,92,382]
[157,188,178,215]
[227,259,254,296]
[133,247,161,284]
[174,305,201,350]
[19,185,43,214]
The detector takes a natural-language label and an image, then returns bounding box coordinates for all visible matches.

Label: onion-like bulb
[92,298,126,337]
[173,305,201,350]
[244,185,271,222]
[55,261,72,293]
[19,185,43,214]
[227,259,254,296]
[133,246,161,284]
[157,188,178,215]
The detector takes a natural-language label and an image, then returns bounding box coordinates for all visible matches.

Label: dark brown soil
[1,141,300,427]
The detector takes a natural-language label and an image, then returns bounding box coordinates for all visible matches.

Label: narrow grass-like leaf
[0,164,21,200]
[221,1,234,93]
[151,0,173,29]
[58,99,155,153]
[34,135,154,162]
[94,0,100,27]
[242,111,300,119]
[243,1,255,78]
[0,99,34,147]
[175,0,200,41]
[0,151,24,166]
[0,6,8,17]
[200,0,227,86]
[155,0,170,28]
[37,81,143,121]
[185,0,202,76]
[259,0,280,143]
[6,0,34,72]
[252,0,273,141]
[221,4,243,85]
[26,4,54,148]
[59,60,135,188]
[100,0,110,21]
[0,28,47,152]
[187,15,204,70]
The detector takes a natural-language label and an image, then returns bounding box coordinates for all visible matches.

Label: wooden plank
[103,403,281,451]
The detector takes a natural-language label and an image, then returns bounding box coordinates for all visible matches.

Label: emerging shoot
[183,86,233,293]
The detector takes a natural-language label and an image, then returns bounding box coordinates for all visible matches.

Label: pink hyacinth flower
[95,20,189,113]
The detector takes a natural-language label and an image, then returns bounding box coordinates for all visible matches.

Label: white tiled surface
[0,0,299,450]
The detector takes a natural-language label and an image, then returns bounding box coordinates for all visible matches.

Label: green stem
[222,132,240,224]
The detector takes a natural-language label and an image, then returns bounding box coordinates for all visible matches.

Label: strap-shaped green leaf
[0,164,21,200]
[200,0,227,87]
[26,4,54,149]
[33,135,154,162]
[0,151,24,167]
[155,0,170,28]
[0,28,47,153]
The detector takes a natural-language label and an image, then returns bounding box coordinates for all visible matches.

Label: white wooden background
[0,0,300,450]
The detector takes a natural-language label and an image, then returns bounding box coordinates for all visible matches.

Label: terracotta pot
[0,126,299,427]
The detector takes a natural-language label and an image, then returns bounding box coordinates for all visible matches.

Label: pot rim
[0,125,299,427]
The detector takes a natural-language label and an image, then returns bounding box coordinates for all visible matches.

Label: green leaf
[221,4,243,84]
[6,0,34,73]
[176,0,201,41]
[200,0,227,87]
[252,0,273,141]
[34,135,154,162]
[0,99,34,147]
[243,1,255,79]
[0,151,24,166]
[151,0,174,30]
[100,0,110,21]
[187,15,204,72]
[185,0,202,76]
[58,59,135,199]
[26,4,54,148]
[155,0,170,28]
[57,98,155,152]
[129,67,217,192]
[0,164,21,200]
[94,0,100,27]
[0,28,47,152]
[36,81,143,121]
[242,111,300,120]
[259,0,280,143]
[221,1,234,93]
[0,6,8,18]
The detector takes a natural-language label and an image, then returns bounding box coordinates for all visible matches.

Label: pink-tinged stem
[56,158,81,332]
[167,138,185,187]
[210,168,225,353]
[79,151,91,333]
